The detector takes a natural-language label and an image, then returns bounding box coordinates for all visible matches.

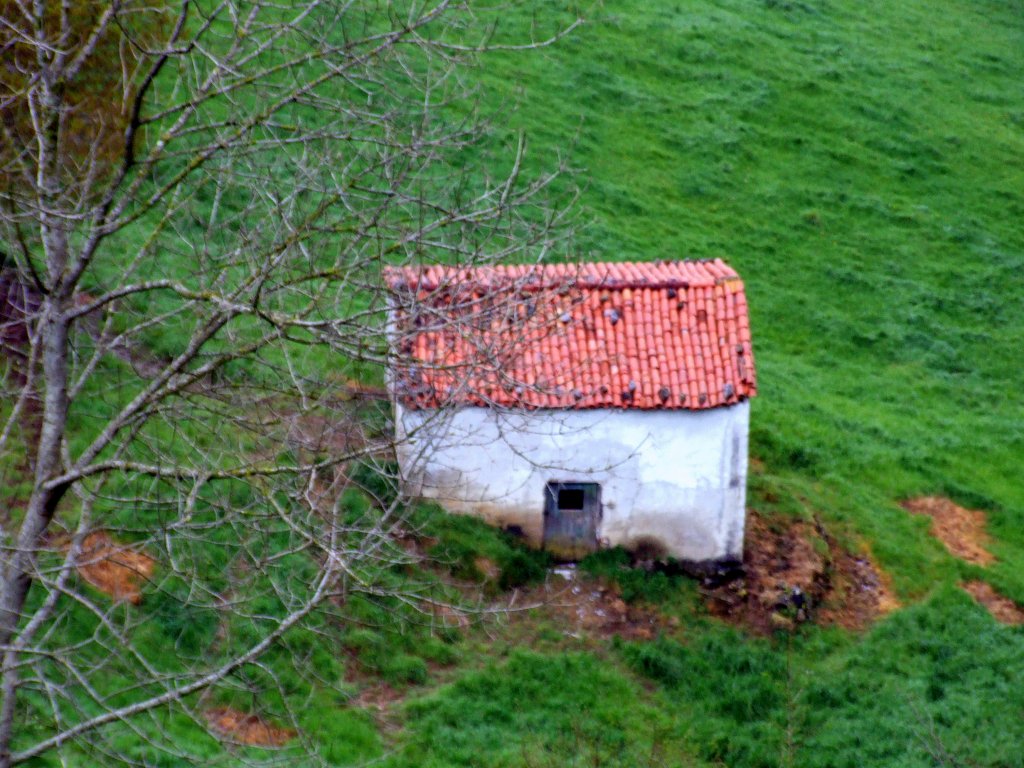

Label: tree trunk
[0,295,71,767]
[0,67,72,765]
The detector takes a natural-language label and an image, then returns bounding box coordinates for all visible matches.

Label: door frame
[542,481,602,560]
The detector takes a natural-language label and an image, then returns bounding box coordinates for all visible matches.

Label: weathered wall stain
[397,402,750,563]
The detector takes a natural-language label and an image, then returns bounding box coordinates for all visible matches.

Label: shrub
[383,654,429,686]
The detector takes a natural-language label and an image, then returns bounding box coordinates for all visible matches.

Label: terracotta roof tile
[385,260,757,411]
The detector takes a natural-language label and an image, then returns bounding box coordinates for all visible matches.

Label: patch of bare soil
[702,512,897,634]
[350,682,406,735]
[511,567,668,641]
[474,556,501,582]
[901,496,995,566]
[343,656,425,734]
[961,580,1024,626]
[817,546,901,630]
[286,411,368,457]
[352,683,405,712]
[346,682,407,737]
[73,532,155,604]
[204,707,295,747]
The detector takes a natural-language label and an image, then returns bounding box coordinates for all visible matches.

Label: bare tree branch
[0,0,579,764]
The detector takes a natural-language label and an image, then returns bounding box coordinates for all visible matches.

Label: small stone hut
[385,259,757,566]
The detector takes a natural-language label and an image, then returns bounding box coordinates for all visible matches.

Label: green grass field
[381,1,1024,763]
[12,0,1024,765]
[473,0,1024,596]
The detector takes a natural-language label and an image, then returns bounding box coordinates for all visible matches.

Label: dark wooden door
[543,482,601,560]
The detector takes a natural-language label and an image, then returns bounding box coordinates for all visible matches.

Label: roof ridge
[383,259,739,293]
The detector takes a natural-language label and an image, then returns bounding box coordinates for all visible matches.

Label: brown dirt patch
[817,546,900,630]
[73,532,155,604]
[347,681,407,735]
[351,681,407,735]
[509,567,667,641]
[961,581,1024,626]
[204,707,295,747]
[901,496,994,566]
[352,683,405,712]
[703,512,897,634]
[474,556,501,582]
[286,411,367,457]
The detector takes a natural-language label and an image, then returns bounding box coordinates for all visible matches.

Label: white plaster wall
[395,402,750,563]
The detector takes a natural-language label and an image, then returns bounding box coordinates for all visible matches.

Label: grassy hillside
[13,0,1024,765]
[474,0,1024,595]
[380,0,1024,764]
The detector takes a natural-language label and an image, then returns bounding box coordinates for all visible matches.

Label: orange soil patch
[901,496,994,566]
[961,581,1024,626]
[74,532,155,604]
[204,707,295,747]
[703,512,897,634]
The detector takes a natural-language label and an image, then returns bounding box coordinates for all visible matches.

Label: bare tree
[0,1,579,764]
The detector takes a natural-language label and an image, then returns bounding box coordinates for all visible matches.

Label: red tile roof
[385,260,756,411]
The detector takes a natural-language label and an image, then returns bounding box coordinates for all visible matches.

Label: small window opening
[557,488,586,510]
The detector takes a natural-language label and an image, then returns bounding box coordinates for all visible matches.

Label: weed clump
[619,638,687,687]
[579,548,687,605]
[383,654,429,686]
[498,549,548,590]
[412,503,551,590]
